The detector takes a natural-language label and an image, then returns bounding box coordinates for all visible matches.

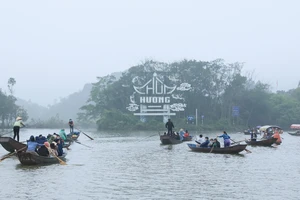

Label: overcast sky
[0,0,299,106]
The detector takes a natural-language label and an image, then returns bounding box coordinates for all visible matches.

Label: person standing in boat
[165,119,174,136]
[13,117,26,142]
[217,131,231,147]
[68,119,74,133]
[251,131,257,141]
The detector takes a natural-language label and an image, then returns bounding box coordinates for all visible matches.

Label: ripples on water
[0,129,300,200]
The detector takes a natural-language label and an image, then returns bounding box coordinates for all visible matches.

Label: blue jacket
[27,141,38,152]
[218,134,230,140]
[200,140,209,147]
[36,136,47,144]
[57,142,64,156]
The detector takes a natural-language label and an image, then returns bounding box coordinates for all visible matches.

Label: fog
[0,0,299,106]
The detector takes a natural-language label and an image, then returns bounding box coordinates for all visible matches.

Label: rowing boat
[66,131,80,142]
[187,143,247,154]
[245,137,277,146]
[288,131,300,136]
[0,137,27,153]
[182,136,193,141]
[160,135,182,145]
[16,151,67,165]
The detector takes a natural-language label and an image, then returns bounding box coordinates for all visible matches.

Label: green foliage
[79,59,300,131]
[0,78,29,128]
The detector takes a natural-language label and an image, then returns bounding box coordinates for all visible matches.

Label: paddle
[230,139,252,153]
[209,145,214,153]
[46,147,67,165]
[137,133,158,142]
[231,139,247,145]
[0,146,27,162]
[75,127,94,140]
[74,141,92,148]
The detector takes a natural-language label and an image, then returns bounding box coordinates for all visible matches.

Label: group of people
[12,117,75,142]
[195,131,231,148]
[249,127,282,144]
[26,129,69,157]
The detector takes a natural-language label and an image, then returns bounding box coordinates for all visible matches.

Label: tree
[7,77,16,95]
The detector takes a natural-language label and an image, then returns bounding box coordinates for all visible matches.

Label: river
[0,129,299,200]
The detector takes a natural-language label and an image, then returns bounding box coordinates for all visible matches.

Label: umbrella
[259,125,281,131]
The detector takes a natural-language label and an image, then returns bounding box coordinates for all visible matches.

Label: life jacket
[184,133,189,137]
[69,121,74,126]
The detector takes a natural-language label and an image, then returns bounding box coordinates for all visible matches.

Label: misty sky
[0,0,299,106]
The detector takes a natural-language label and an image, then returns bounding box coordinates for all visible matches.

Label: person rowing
[217,131,231,147]
[13,116,26,142]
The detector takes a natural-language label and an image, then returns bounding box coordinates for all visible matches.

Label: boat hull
[245,137,277,146]
[0,137,27,153]
[187,143,247,154]
[288,131,300,136]
[160,135,182,145]
[17,151,67,165]
[182,136,193,141]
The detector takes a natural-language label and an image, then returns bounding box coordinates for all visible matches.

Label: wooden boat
[245,137,277,146]
[288,125,300,136]
[288,131,300,136]
[66,132,80,142]
[182,136,193,141]
[63,141,72,148]
[160,135,183,145]
[16,151,67,165]
[0,137,27,153]
[187,143,247,154]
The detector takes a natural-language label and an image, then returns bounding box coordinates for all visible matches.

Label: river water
[0,129,299,200]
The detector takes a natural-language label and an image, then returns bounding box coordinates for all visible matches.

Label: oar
[74,141,92,148]
[209,146,214,153]
[0,146,27,162]
[137,133,158,142]
[75,127,94,140]
[230,139,252,153]
[46,147,67,165]
[231,139,247,145]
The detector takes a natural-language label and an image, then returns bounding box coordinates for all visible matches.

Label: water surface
[0,129,299,200]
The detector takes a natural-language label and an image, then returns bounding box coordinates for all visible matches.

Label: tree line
[78,59,300,131]
[0,78,28,129]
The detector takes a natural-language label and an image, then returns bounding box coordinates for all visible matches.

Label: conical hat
[16,117,22,120]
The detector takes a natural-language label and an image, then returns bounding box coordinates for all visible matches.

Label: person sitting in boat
[50,142,58,157]
[36,134,47,144]
[37,145,50,157]
[212,138,221,148]
[54,138,64,156]
[208,138,214,147]
[165,119,174,136]
[178,129,184,140]
[217,131,231,147]
[47,134,56,144]
[200,137,210,147]
[184,130,190,138]
[195,134,205,144]
[261,131,267,139]
[26,135,39,152]
[251,131,257,141]
[59,129,67,141]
